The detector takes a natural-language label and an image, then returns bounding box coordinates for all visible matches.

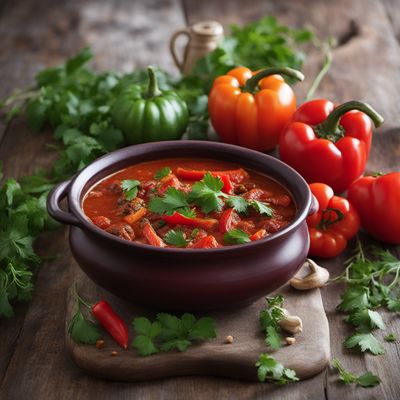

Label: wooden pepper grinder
[170,20,224,75]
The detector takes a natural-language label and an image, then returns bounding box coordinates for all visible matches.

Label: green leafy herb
[259,295,285,349]
[121,179,140,201]
[164,229,188,248]
[330,241,400,356]
[332,358,380,388]
[249,200,273,217]
[188,173,227,213]
[344,332,385,355]
[148,187,191,216]
[255,353,299,385]
[68,305,101,345]
[223,229,250,245]
[154,167,171,180]
[384,333,396,342]
[225,196,249,213]
[131,313,216,356]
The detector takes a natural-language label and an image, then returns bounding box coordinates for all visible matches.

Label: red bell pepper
[348,173,400,244]
[250,229,267,241]
[279,100,384,193]
[176,167,249,183]
[307,183,360,258]
[162,211,218,231]
[143,221,166,247]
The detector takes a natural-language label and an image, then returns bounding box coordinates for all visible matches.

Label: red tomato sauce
[82,158,296,248]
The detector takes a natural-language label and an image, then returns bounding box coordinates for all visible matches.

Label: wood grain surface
[0,0,399,399]
[65,274,329,382]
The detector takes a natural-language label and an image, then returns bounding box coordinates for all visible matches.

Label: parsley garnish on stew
[121,179,140,201]
[164,229,188,248]
[148,187,192,216]
[223,229,250,245]
[154,167,171,180]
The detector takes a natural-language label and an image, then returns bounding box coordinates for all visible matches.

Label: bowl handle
[47,180,81,227]
[308,194,319,216]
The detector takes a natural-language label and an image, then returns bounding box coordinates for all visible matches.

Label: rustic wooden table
[1,0,399,399]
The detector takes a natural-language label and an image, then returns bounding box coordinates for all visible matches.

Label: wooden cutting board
[65,271,330,382]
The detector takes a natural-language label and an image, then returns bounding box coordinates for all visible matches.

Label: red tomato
[347,173,400,244]
[307,183,360,258]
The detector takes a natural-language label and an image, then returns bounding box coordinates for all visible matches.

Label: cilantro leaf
[131,313,216,356]
[344,332,385,355]
[249,200,273,217]
[164,229,188,248]
[188,173,227,213]
[68,309,101,345]
[332,358,380,388]
[121,179,140,201]
[132,317,162,356]
[255,353,299,385]
[346,308,385,331]
[266,326,282,349]
[223,229,250,245]
[148,187,190,215]
[225,196,248,213]
[387,298,400,311]
[337,286,369,312]
[154,167,171,180]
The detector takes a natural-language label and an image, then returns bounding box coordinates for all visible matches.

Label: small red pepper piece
[162,212,218,231]
[191,235,220,248]
[92,301,129,349]
[219,208,240,233]
[250,229,267,241]
[143,221,166,247]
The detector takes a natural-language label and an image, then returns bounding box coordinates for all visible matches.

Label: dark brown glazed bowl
[47,141,317,310]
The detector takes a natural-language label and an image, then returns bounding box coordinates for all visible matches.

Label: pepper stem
[242,67,305,93]
[318,101,384,135]
[146,66,162,98]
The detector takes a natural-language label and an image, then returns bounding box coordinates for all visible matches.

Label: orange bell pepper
[208,66,304,151]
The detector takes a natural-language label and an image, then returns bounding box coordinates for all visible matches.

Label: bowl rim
[67,141,312,256]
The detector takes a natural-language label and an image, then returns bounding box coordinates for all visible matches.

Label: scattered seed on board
[286,337,296,345]
[225,335,234,344]
[111,351,118,356]
[96,339,105,349]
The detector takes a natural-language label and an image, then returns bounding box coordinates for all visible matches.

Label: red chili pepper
[92,301,129,349]
[162,212,218,231]
[219,208,240,233]
[279,100,384,193]
[307,183,360,258]
[75,288,129,349]
[347,172,400,244]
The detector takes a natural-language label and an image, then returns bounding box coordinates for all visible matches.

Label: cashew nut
[290,258,330,290]
[278,308,303,334]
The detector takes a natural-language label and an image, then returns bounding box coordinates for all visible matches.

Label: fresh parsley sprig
[121,179,140,201]
[259,295,286,349]
[331,358,380,388]
[164,229,189,248]
[132,313,216,356]
[256,353,299,385]
[148,187,193,217]
[330,240,400,356]
[223,229,250,245]
[225,196,273,217]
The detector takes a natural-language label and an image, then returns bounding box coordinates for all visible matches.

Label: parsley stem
[73,283,93,310]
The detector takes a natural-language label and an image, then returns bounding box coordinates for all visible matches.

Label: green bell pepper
[112,66,188,144]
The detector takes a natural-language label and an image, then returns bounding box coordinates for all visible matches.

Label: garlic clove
[290,258,329,290]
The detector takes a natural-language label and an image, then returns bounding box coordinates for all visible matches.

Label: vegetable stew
[82,158,296,248]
